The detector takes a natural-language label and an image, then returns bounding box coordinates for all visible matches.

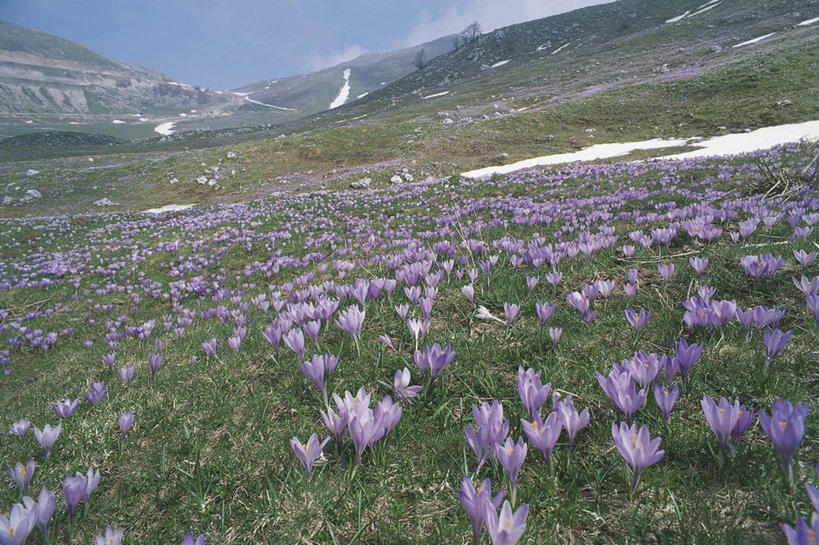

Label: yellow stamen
[505,518,511,529]
[303,444,309,453]
[507,447,513,455]
[8,528,13,538]
[780,421,787,430]
[531,420,538,430]
[719,408,724,414]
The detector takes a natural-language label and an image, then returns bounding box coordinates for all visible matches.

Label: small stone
[25,189,42,198]
[169,178,179,184]
[402,173,414,182]
[26,169,40,176]
[442,118,454,125]
[196,176,208,184]
[390,175,402,184]
[351,177,371,189]
[93,198,117,206]
[227,152,236,158]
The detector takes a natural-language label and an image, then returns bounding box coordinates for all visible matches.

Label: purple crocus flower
[335,305,365,352]
[781,516,819,545]
[521,411,562,464]
[320,405,347,449]
[534,301,556,327]
[503,302,520,330]
[118,365,134,388]
[85,381,106,405]
[83,466,100,502]
[35,485,55,538]
[461,284,475,305]
[299,355,326,398]
[414,343,456,380]
[653,384,679,422]
[657,263,674,286]
[672,337,703,387]
[34,423,61,459]
[625,308,651,336]
[548,327,562,349]
[289,433,330,479]
[95,527,124,545]
[731,402,754,451]
[611,421,664,494]
[182,532,206,545]
[283,328,305,359]
[483,500,528,545]
[391,367,422,403]
[517,366,550,420]
[62,473,87,520]
[763,328,792,367]
[119,412,134,445]
[759,400,809,484]
[556,395,590,455]
[9,418,31,439]
[102,352,116,367]
[701,395,740,459]
[0,501,36,545]
[597,367,645,422]
[689,256,709,277]
[148,352,164,382]
[8,460,35,494]
[349,411,378,466]
[493,436,527,493]
[227,335,242,352]
[202,337,218,357]
[53,397,80,419]
[458,476,504,545]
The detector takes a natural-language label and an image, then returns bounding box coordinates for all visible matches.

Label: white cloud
[307,44,369,71]
[402,0,616,46]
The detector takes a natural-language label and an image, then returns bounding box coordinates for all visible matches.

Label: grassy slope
[1,30,816,217]
[0,146,816,544]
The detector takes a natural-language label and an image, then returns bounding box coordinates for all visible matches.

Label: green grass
[0,146,816,544]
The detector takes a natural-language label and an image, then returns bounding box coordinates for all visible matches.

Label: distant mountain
[232,35,455,114]
[0,20,229,115]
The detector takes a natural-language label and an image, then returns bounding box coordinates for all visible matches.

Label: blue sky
[1,0,612,89]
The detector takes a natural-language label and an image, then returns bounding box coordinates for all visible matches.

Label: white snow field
[732,33,776,48]
[329,69,352,109]
[154,122,176,136]
[461,120,819,178]
[797,16,819,26]
[421,91,450,100]
[143,204,194,214]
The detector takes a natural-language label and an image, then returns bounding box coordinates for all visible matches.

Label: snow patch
[797,16,819,26]
[143,204,194,215]
[732,33,776,48]
[462,138,692,178]
[111,119,125,124]
[243,96,296,111]
[552,43,570,55]
[356,92,369,99]
[667,0,720,22]
[421,91,450,100]
[461,120,819,178]
[658,120,819,160]
[490,60,511,68]
[154,122,176,136]
[329,68,351,110]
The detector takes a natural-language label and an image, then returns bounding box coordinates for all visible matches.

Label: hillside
[0,20,234,117]
[233,34,455,114]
